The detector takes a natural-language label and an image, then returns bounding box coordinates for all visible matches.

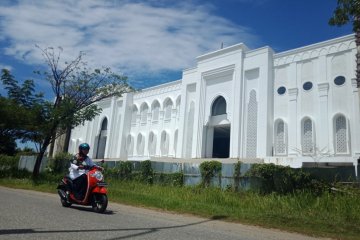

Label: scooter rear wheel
[91,194,108,213]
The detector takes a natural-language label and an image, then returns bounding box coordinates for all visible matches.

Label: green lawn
[1,178,359,240]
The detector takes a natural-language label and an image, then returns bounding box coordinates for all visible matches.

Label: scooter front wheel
[91,194,108,213]
[60,198,72,207]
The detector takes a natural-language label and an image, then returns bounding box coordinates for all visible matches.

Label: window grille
[335,115,347,153]
[275,121,286,155]
[246,91,257,158]
[302,119,313,154]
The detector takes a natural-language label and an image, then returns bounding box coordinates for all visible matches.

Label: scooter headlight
[92,171,104,181]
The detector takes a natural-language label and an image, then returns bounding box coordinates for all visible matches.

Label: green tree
[30,47,132,177]
[0,69,45,155]
[329,0,360,87]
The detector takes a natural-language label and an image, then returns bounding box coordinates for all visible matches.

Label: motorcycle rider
[69,143,103,200]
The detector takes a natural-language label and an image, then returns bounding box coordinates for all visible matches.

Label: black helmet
[79,143,90,151]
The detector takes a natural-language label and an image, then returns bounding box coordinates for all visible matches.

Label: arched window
[127,135,134,156]
[274,120,287,156]
[334,115,348,154]
[211,96,226,116]
[140,103,149,124]
[161,131,169,156]
[96,118,108,159]
[101,118,108,131]
[148,132,156,156]
[151,101,160,122]
[176,96,181,119]
[302,118,314,154]
[131,105,138,124]
[136,133,145,156]
[164,98,173,120]
[174,129,178,156]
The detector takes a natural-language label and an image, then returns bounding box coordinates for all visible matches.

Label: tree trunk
[32,134,52,178]
[62,126,71,153]
[32,118,60,178]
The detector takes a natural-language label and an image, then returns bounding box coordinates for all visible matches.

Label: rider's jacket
[68,154,95,180]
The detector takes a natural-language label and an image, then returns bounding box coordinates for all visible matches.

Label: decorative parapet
[274,34,355,67]
[133,80,182,100]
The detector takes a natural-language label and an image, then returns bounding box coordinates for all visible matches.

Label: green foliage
[0,69,47,156]
[140,160,153,184]
[118,161,133,180]
[233,161,242,191]
[105,161,133,180]
[329,0,360,32]
[2,171,360,239]
[245,163,326,194]
[47,152,72,174]
[153,172,184,187]
[0,154,19,170]
[199,160,222,187]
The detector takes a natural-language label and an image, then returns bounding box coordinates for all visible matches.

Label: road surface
[0,186,329,240]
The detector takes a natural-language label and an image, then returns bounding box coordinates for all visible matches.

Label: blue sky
[0,0,353,98]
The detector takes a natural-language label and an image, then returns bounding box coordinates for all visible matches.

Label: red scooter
[57,165,108,213]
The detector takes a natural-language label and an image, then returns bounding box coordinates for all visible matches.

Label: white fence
[18,156,48,172]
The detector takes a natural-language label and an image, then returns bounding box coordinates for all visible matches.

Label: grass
[1,177,360,240]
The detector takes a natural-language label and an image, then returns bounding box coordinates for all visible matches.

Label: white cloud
[0,64,12,71]
[0,0,259,86]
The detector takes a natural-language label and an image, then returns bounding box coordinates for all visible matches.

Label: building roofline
[274,34,355,58]
[138,79,182,92]
[196,43,249,62]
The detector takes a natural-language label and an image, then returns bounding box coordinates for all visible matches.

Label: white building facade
[69,34,360,168]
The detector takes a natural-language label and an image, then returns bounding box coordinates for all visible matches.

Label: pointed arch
[148,131,157,156]
[151,100,160,122]
[163,98,173,120]
[333,114,349,154]
[161,130,169,156]
[127,134,134,157]
[131,105,138,124]
[174,129,179,156]
[95,117,108,159]
[140,102,149,124]
[211,96,226,116]
[175,96,181,119]
[136,133,145,156]
[274,119,287,156]
[301,117,315,154]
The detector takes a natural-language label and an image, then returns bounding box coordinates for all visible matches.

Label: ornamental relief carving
[274,40,355,67]
[133,82,181,100]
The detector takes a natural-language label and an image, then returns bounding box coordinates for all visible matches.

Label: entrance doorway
[212,125,230,158]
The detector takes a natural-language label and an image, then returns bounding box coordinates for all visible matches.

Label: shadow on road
[0,215,227,240]
[69,205,116,215]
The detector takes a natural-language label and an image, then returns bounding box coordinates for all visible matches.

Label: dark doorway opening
[212,125,230,158]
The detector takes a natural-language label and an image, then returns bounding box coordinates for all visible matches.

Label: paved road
[0,187,328,240]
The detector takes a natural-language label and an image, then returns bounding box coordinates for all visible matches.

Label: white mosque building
[67,34,360,168]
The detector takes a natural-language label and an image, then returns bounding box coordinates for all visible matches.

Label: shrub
[0,154,19,170]
[118,161,133,180]
[199,160,222,187]
[140,160,153,184]
[233,161,242,191]
[245,163,326,194]
[48,152,72,174]
[153,172,184,187]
